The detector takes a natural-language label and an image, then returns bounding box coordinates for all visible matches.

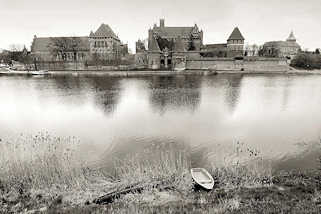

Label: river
[0,73,320,171]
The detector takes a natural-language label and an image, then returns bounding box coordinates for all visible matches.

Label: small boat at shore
[0,68,49,75]
[174,67,186,71]
[30,70,49,75]
[191,168,214,190]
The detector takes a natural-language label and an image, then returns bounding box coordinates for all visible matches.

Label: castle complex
[146,19,203,69]
[261,31,301,59]
[142,19,246,69]
[202,27,245,58]
[31,24,128,62]
[28,19,301,71]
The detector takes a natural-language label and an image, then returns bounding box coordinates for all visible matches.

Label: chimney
[160,19,165,28]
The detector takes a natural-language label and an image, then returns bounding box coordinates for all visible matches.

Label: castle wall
[186,57,289,72]
[135,52,148,67]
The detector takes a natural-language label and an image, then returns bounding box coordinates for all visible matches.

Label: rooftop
[227,27,245,41]
[287,31,296,42]
[91,23,119,40]
[151,19,199,38]
[32,37,90,52]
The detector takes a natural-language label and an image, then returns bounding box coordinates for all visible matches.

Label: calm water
[0,74,321,170]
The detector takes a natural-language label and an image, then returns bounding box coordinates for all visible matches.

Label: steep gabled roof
[153,27,193,38]
[31,37,90,52]
[227,27,244,41]
[93,23,119,39]
[148,35,161,52]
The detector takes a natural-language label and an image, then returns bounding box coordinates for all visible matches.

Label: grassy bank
[0,134,320,213]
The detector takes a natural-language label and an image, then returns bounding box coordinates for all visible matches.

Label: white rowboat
[191,168,214,190]
[30,70,49,75]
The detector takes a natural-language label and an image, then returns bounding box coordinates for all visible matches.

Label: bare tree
[244,44,250,56]
[48,37,81,61]
[9,44,24,52]
[92,53,100,70]
[251,44,258,56]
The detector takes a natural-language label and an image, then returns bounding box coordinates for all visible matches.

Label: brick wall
[186,58,289,72]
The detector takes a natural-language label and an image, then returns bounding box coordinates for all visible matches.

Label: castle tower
[160,19,165,28]
[227,27,245,57]
[286,31,296,42]
[88,23,121,60]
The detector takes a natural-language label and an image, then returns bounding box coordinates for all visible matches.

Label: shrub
[291,53,321,70]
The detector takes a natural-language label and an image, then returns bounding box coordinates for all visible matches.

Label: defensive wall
[185,56,289,72]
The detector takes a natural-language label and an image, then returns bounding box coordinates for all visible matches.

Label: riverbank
[1,135,320,213]
[1,170,320,213]
[47,69,285,77]
[2,66,321,77]
[44,67,321,76]
[287,67,321,75]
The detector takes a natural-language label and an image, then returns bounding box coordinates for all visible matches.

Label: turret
[286,31,296,42]
[160,19,165,28]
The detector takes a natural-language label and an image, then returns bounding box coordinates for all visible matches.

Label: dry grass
[2,133,304,214]
[0,133,103,190]
[110,142,194,192]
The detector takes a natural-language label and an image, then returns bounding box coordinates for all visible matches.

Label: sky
[0,0,320,52]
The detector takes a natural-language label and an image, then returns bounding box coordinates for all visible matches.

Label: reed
[0,133,97,190]
[110,142,193,192]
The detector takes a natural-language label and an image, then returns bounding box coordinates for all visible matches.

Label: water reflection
[149,75,202,114]
[281,76,293,111]
[223,74,243,114]
[87,76,121,114]
[0,74,321,171]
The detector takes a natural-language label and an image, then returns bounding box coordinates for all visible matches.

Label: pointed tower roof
[227,27,245,41]
[148,35,161,52]
[287,31,296,42]
[93,23,118,39]
[89,31,94,37]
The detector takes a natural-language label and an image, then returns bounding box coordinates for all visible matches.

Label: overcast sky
[0,0,320,52]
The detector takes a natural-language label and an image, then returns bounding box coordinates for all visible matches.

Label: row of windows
[56,52,86,61]
[229,40,243,44]
[94,41,111,48]
[228,45,243,50]
[91,37,113,39]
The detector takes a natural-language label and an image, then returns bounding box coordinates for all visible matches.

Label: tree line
[290,50,321,70]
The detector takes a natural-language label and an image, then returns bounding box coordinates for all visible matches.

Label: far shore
[45,68,321,76]
[2,67,321,77]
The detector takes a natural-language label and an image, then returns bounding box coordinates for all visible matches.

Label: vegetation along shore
[0,134,320,213]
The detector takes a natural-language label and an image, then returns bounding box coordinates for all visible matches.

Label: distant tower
[160,19,165,28]
[286,31,296,42]
[227,27,245,57]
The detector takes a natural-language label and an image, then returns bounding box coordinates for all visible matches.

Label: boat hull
[191,168,214,190]
[0,69,49,75]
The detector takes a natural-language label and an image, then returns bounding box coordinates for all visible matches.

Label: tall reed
[0,133,92,190]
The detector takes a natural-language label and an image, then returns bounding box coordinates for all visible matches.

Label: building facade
[201,27,245,58]
[226,27,245,57]
[31,24,128,62]
[261,31,301,59]
[147,19,203,69]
